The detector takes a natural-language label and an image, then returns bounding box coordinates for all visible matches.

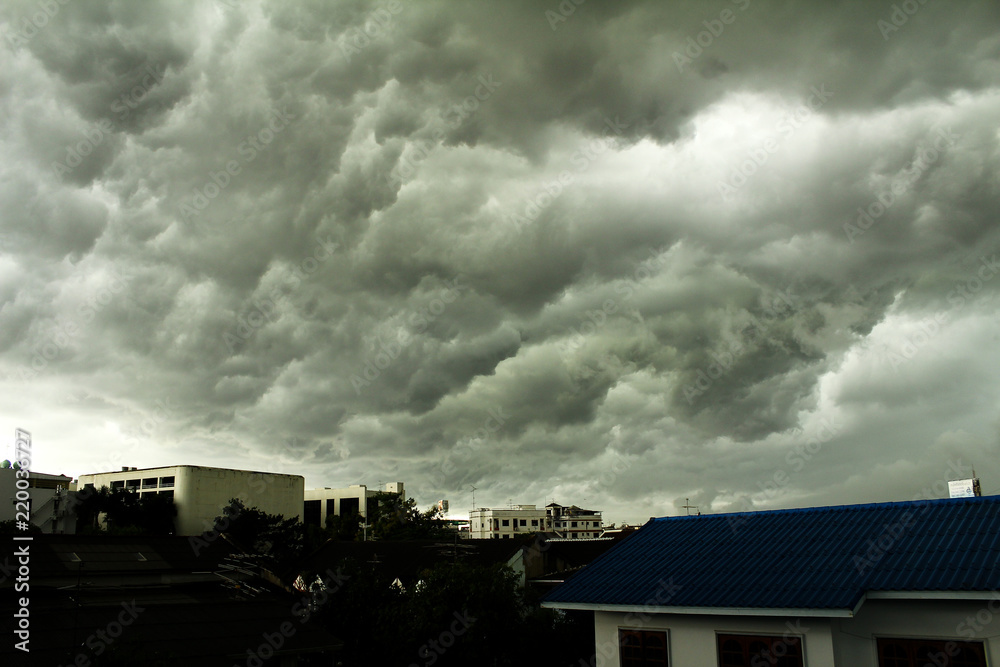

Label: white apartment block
[469,502,604,539]
[77,465,304,536]
[545,502,604,539]
[303,482,405,528]
[0,466,76,533]
[469,505,547,539]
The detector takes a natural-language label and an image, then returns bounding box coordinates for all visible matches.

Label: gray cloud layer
[2,0,999,522]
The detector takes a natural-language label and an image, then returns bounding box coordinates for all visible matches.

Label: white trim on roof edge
[865,591,1000,601]
[543,590,999,616]
[539,602,856,617]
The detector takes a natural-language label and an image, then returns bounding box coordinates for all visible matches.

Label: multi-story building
[302,481,405,528]
[76,465,304,535]
[545,502,604,539]
[469,502,604,539]
[0,464,76,533]
[469,505,548,539]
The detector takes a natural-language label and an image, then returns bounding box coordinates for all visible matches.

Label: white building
[303,481,405,528]
[0,465,76,533]
[77,465,304,536]
[545,502,604,539]
[469,502,604,539]
[544,496,1000,667]
[470,505,547,539]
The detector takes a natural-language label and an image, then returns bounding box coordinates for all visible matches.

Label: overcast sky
[2,0,999,524]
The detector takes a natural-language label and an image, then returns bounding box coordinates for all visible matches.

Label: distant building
[302,481,405,528]
[469,502,604,539]
[545,502,604,539]
[0,466,76,533]
[76,465,304,536]
[469,505,547,539]
[442,518,470,535]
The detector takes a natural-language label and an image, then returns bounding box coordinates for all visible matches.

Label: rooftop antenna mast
[470,485,476,510]
[682,498,699,516]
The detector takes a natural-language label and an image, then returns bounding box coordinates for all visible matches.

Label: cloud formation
[2,0,999,522]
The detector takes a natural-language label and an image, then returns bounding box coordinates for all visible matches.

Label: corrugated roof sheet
[544,495,1000,611]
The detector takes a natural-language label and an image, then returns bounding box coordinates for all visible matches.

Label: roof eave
[540,601,856,618]
[865,590,1000,601]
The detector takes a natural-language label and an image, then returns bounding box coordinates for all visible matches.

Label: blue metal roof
[544,495,1000,611]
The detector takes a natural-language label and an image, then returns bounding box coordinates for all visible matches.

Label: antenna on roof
[682,498,699,516]
[470,485,477,509]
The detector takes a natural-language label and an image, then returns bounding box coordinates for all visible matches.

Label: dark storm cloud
[2,0,1000,523]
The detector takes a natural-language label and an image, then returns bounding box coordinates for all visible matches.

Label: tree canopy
[211,497,304,572]
[366,492,451,541]
[72,486,177,535]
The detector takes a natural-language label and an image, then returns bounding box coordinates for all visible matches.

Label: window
[620,629,669,666]
[110,480,124,490]
[876,638,987,667]
[502,519,509,526]
[303,500,321,526]
[142,477,158,489]
[520,519,527,526]
[126,479,140,490]
[531,519,538,526]
[572,521,578,527]
[717,634,802,667]
[159,476,175,487]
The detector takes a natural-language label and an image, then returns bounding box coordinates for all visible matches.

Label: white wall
[594,610,835,667]
[79,465,304,535]
[0,468,75,533]
[832,597,1000,666]
[591,598,1000,667]
[469,508,547,538]
[181,466,303,536]
[304,485,367,526]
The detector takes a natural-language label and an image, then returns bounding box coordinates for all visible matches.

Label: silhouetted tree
[368,493,451,540]
[325,511,362,540]
[72,486,176,535]
[212,498,304,571]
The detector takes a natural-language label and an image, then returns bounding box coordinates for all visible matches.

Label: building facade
[545,502,604,538]
[469,502,604,539]
[0,466,76,533]
[470,505,548,539]
[77,465,304,536]
[303,481,405,528]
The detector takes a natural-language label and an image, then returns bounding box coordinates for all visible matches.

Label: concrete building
[543,496,1000,667]
[77,465,304,536]
[469,505,548,539]
[303,481,405,528]
[0,465,76,533]
[469,502,604,539]
[545,502,604,539]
